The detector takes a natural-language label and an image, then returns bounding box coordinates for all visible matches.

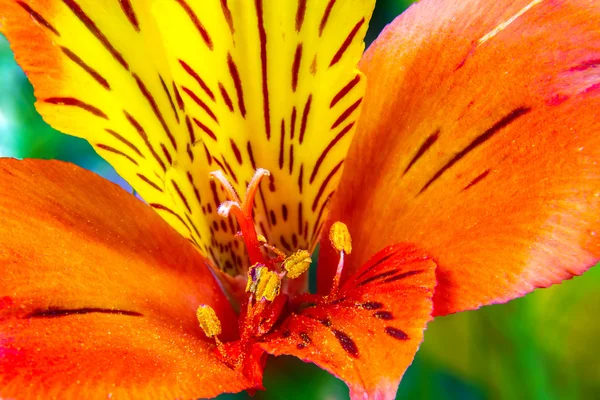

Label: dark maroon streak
[299,95,312,144]
[255,0,271,139]
[61,47,110,90]
[311,160,343,212]
[150,203,191,232]
[227,54,247,117]
[172,180,192,213]
[330,74,360,108]
[310,121,355,183]
[292,43,303,92]
[124,110,167,172]
[331,98,362,130]
[133,73,178,150]
[118,0,140,31]
[279,119,286,169]
[105,129,144,158]
[329,18,364,67]
[220,0,234,34]
[180,59,215,101]
[385,327,409,340]
[295,0,307,32]
[17,1,60,36]
[360,301,384,310]
[373,311,394,320]
[160,143,173,165]
[219,82,234,112]
[45,97,107,119]
[463,169,491,191]
[137,173,163,192]
[247,141,258,169]
[62,0,129,69]
[160,75,180,123]
[319,0,337,36]
[403,130,440,175]
[230,138,243,164]
[332,329,359,358]
[96,144,138,166]
[419,107,531,194]
[356,252,398,278]
[182,87,219,122]
[382,269,425,284]
[298,164,304,194]
[26,307,143,318]
[174,0,214,50]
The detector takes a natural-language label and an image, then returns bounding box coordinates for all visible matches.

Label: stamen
[255,270,281,301]
[196,304,222,337]
[245,264,267,294]
[283,249,312,279]
[245,264,281,302]
[196,304,231,363]
[329,221,352,254]
[328,222,353,299]
[262,243,287,261]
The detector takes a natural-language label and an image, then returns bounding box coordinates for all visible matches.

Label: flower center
[195,168,351,373]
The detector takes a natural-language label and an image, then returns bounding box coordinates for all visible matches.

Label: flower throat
[196,168,351,372]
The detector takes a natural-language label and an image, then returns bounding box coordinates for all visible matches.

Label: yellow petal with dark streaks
[154,0,374,270]
[0,0,374,275]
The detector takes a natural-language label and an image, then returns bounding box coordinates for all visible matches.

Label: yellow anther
[196,305,222,337]
[257,234,267,244]
[283,250,312,279]
[245,264,281,301]
[255,269,281,301]
[329,221,352,254]
[246,263,267,293]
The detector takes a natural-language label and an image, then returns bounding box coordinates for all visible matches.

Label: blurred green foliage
[1,1,598,399]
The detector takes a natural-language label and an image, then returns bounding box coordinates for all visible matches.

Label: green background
[1,1,598,399]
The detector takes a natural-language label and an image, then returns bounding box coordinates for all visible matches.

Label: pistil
[198,167,318,374]
[196,304,229,360]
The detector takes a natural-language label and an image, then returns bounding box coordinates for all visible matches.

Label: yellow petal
[0,0,374,275]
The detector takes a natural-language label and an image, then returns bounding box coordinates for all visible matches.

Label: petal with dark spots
[261,244,436,400]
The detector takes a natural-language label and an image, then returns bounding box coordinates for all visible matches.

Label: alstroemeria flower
[0,0,598,398]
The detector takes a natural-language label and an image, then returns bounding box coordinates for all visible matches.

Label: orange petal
[319,0,600,316]
[0,159,254,398]
[261,244,436,399]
